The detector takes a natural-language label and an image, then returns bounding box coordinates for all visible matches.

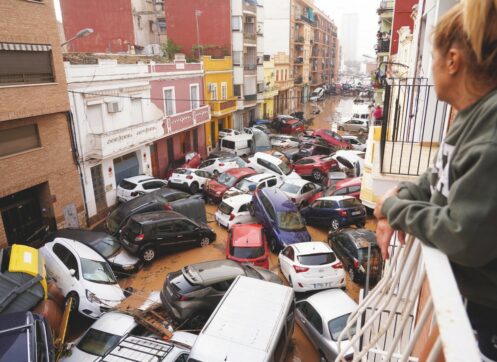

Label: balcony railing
[244,94,257,101]
[0,72,55,86]
[208,99,237,115]
[335,235,480,362]
[244,63,257,71]
[300,14,316,26]
[295,36,305,43]
[376,39,391,53]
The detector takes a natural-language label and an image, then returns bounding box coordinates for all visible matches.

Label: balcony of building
[376,39,391,55]
[378,0,395,13]
[243,0,257,14]
[243,18,257,45]
[263,85,278,99]
[294,57,304,65]
[294,76,303,85]
[207,98,237,117]
[294,35,305,44]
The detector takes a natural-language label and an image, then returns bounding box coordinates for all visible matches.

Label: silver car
[337,119,369,135]
[295,289,357,361]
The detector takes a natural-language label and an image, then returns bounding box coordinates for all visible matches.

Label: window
[298,302,323,334]
[149,20,155,33]
[190,84,200,109]
[143,181,165,190]
[349,185,361,193]
[0,43,54,85]
[231,16,241,31]
[333,187,348,196]
[163,88,175,116]
[239,203,249,212]
[174,220,197,232]
[234,84,242,97]
[0,124,41,157]
[208,83,217,101]
[86,103,104,133]
[221,82,228,100]
[131,98,143,123]
[157,222,175,233]
[267,178,277,187]
[158,18,166,34]
[232,51,242,66]
[282,246,295,260]
[53,243,79,279]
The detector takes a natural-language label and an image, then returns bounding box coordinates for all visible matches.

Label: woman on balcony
[374,0,497,360]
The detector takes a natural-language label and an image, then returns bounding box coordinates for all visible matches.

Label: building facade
[0,0,85,247]
[274,52,294,114]
[260,55,278,119]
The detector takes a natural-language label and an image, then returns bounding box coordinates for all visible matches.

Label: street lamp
[61,28,94,47]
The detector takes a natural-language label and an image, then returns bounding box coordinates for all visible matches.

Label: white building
[65,59,164,222]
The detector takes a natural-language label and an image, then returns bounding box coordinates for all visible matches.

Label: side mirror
[248,184,257,192]
[69,269,76,277]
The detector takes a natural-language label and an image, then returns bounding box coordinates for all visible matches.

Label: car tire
[330,218,340,231]
[249,202,256,216]
[269,237,278,253]
[312,169,323,182]
[348,267,356,283]
[67,292,79,313]
[199,237,210,247]
[190,182,199,194]
[188,313,208,330]
[140,246,156,263]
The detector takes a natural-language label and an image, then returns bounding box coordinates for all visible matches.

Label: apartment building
[0,0,85,247]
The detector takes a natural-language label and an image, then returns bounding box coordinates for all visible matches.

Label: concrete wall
[264,0,291,55]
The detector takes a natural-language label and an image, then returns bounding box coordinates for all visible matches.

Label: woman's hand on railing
[374,186,399,219]
[376,219,406,260]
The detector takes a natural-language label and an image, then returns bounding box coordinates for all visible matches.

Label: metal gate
[113,152,139,185]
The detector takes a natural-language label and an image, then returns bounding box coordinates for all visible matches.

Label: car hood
[84,281,125,305]
[277,228,311,245]
[107,248,140,268]
[285,170,302,180]
[207,181,228,194]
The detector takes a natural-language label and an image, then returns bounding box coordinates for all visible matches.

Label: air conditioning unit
[106,100,123,113]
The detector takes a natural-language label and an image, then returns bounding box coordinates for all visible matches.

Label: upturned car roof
[260,188,298,212]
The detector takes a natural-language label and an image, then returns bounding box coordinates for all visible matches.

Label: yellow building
[260,55,278,119]
[202,56,237,151]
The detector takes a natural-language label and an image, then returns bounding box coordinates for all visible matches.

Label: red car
[164,152,202,179]
[272,116,305,135]
[292,155,339,182]
[226,224,269,269]
[331,177,362,199]
[204,167,257,202]
[312,129,352,149]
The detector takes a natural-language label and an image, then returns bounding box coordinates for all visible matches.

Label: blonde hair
[433,0,497,85]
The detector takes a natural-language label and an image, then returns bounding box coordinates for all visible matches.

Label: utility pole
[195,10,202,58]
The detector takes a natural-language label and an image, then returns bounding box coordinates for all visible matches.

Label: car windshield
[328,313,356,341]
[298,252,336,265]
[230,245,265,259]
[77,329,121,356]
[81,258,117,284]
[278,161,293,175]
[217,173,238,187]
[276,211,306,231]
[340,198,361,208]
[93,237,120,258]
[235,178,256,192]
[280,182,301,194]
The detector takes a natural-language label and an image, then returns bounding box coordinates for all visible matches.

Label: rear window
[280,182,300,194]
[119,180,136,190]
[298,252,336,265]
[217,173,238,187]
[126,219,142,234]
[77,329,121,356]
[339,198,361,208]
[173,169,191,175]
[230,245,265,259]
[218,202,234,215]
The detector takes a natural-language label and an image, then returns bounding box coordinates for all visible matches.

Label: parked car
[164,152,202,180]
[278,241,345,292]
[223,173,280,199]
[342,135,367,151]
[337,119,369,136]
[263,149,291,164]
[116,175,168,203]
[270,134,300,149]
[218,128,241,139]
[160,260,281,328]
[198,155,246,176]
[279,179,323,208]
[220,134,253,156]
[45,229,142,276]
[301,196,366,231]
[204,167,257,203]
[106,188,201,236]
[0,311,54,362]
[119,211,216,262]
[271,116,305,135]
[249,119,273,127]
[248,152,301,181]
[226,224,269,269]
[206,149,234,160]
[329,177,362,199]
[296,289,357,361]
[41,238,125,319]
[309,87,325,101]
[292,155,339,182]
[167,168,212,194]
[289,142,337,162]
[334,150,365,177]
[215,194,257,229]
[312,129,352,149]
[250,188,311,252]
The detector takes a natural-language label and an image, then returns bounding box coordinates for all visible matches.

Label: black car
[160,260,281,329]
[45,229,142,276]
[328,228,383,285]
[105,187,204,236]
[119,211,216,262]
[0,311,54,362]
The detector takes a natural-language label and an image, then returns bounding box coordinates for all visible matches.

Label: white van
[188,276,295,362]
[248,152,301,182]
[220,134,253,156]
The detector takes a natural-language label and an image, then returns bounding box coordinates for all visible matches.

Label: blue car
[301,196,367,231]
[250,188,311,252]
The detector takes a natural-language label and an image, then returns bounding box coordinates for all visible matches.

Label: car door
[305,200,321,224]
[154,220,180,249]
[294,159,313,176]
[172,220,198,246]
[279,246,295,279]
[194,170,210,188]
[299,183,313,204]
[296,301,327,352]
[49,243,79,294]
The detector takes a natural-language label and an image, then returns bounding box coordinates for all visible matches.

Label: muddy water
[301,96,359,131]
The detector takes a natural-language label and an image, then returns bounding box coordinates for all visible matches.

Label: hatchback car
[248,152,301,181]
[312,129,352,149]
[167,168,212,194]
[337,119,369,136]
[342,136,367,151]
[160,260,281,329]
[328,229,383,284]
[226,224,269,269]
[223,173,280,199]
[279,179,322,208]
[119,211,216,262]
[45,229,142,276]
[116,175,167,202]
[271,116,305,135]
[296,289,357,362]
[198,156,247,176]
[301,196,366,231]
[292,155,339,182]
[41,238,125,319]
[215,194,257,229]
[330,177,362,199]
[204,167,257,203]
[278,242,345,292]
[250,188,311,252]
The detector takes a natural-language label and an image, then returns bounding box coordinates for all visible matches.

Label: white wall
[263,0,290,55]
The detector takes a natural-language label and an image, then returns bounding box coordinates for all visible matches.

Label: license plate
[352,211,361,216]
[314,282,332,289]
[172,179,181,183]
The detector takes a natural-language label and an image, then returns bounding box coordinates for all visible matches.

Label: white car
[167,168,212,194]
[41,238,125,319]
[333,150,365,177]
[270,134,300,149]
[342,135,367,151]
[295,289,357,361]
[279,179,322,208]
[199,156,246,176]
[218,128,240,139]
[215,194,257,229]
[223,173,280,199]
[278,242,345,292]
[116,175,167,202]
[248,152,301,182]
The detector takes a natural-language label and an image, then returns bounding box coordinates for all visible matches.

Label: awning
[0,43,52,51]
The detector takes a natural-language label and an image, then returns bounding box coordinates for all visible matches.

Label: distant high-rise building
[341,13,358,62]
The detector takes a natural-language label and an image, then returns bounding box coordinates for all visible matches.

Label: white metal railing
[335,235,480,362]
